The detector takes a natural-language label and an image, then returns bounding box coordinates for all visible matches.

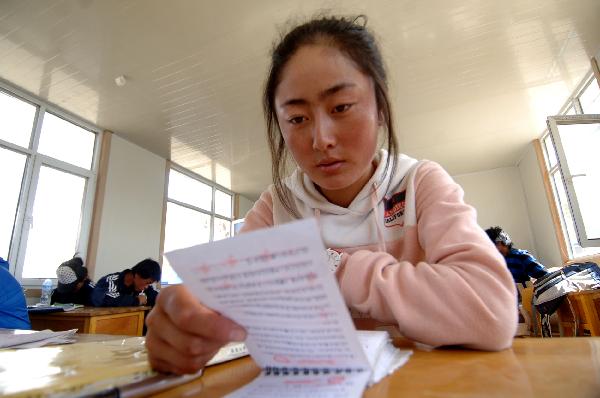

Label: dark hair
[263,15,398,217]
[56,256,88,293]
[132,259,161,282]
[485,226,513,249]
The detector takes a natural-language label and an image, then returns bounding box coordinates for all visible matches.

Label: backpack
[532,262,600,337]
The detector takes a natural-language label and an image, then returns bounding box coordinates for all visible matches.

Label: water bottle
[40,278,53,305]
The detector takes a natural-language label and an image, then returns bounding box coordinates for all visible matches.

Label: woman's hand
[145,285,247,374]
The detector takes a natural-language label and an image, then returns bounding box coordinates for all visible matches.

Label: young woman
[146,15,517,375]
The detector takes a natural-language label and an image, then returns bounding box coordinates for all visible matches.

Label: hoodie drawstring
[370,182,387,253]
[313,186,386,254]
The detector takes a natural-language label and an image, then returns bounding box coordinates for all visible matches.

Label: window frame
[546,114,600,248]
[162,162,235,282]
[537,70,600,262]
[0,82,101,286]
[166,164,235,235]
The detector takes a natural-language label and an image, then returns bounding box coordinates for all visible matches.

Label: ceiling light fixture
[115,75,127,87]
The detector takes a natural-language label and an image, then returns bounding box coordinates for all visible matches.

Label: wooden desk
[152,337,600,398]
[556,289,600,336]
[29,306,150,336]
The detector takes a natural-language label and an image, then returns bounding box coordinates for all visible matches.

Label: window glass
[213,218,232,241]
[0,148,27,259]
[214,190,232,218]
[552,172,578,251]
[579,80,600,114]
[38,113,96,169]
[0,91,36,148]
[543,135,558,168]
[162,202,211,284]
[168,170,212,211]
[22,166,86,279]
[564,105,577,115]
[557,122,600,240]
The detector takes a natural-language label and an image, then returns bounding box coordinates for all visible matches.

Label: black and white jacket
[91,269,158,307]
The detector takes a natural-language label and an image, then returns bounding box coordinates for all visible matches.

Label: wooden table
[29,306,150,336]
[151,337,600,398]
[556,289,600,336]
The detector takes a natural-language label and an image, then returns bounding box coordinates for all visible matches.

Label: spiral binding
[264,366,362,376]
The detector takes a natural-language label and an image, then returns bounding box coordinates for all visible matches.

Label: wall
[453,167,537,255]
[93,135,166,279]
[517,143,564,267]
[236,195,255,219]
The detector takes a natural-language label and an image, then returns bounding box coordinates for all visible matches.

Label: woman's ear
[378,110,385,126]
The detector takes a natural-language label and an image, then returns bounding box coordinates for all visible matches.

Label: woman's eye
[288,116,306,125]
[333,104,352,113]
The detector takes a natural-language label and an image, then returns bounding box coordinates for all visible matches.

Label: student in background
[146,15,517,375]
[0,258,31,330]
[51,256,94,306]
[485,226,550,288]
[91,259,161,307]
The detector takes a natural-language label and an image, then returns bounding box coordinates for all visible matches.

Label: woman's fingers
[153,285,246,342]
[145,285,247,374]
[146,328,219,374]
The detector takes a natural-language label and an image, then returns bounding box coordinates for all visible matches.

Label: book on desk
[27,303,84,313]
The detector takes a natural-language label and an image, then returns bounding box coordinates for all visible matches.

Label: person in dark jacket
[91,259,161,307]
[485,226,550,287]
[51,256,94,305]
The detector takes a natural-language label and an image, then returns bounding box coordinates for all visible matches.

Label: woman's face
[274,44,380,207]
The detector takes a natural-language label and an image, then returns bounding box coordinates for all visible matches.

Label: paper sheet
[0,328,77,349]
[167,219,368,371]
[225,370,371,398]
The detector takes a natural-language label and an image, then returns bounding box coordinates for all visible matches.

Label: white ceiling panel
[0,0,599,199]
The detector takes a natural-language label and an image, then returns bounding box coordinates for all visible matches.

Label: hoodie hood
[285,149,418,216]
[277,150,420,249]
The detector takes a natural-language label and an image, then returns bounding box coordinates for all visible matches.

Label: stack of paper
[167,219,412,398]
[0,329,78,349]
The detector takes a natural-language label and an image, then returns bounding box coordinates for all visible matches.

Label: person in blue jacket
[0,257,31,330]
[485,226,550,288]
[91,259,161,307]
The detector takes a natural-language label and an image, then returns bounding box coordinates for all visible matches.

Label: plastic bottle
[40,278,53,305]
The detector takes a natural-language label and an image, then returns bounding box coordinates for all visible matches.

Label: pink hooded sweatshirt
[241,150,517,350]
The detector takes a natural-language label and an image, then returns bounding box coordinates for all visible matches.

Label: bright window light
[214,190,232,218]
[579,81,600,114]
[0,91,36,148]
[22,166,86,279]
[558,122,600,239]
[168,169,212,211]
[162,202,211,284]
[213,218,232,241]
[38,113,95,169]
[0,148,27,259]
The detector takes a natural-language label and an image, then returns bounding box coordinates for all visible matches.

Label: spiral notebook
[166,219,411,398]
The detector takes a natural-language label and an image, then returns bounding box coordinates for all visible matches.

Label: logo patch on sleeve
[383,190,406,227]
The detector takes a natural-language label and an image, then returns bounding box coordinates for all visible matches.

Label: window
[547,116,600,248]
[540,73,600,258]
[578,78,600,114]
[0,85,99,284]
[162,167,233,284]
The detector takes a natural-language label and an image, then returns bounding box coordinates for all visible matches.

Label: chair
[519,285,538,336]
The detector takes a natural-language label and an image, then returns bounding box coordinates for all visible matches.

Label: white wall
[453,167,537,255]
[93,135,166,279]
[236,195,255,219]
[517,143,563,267]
